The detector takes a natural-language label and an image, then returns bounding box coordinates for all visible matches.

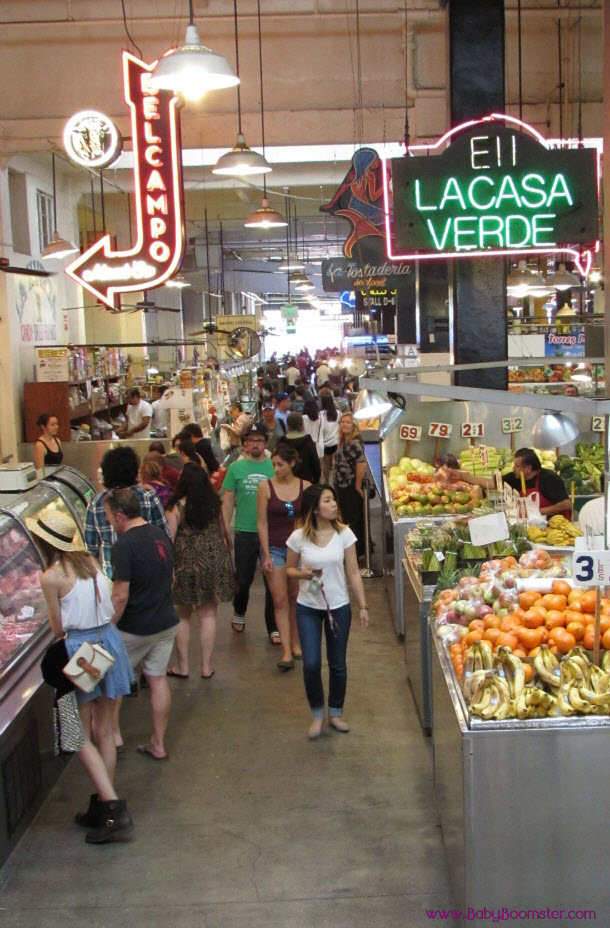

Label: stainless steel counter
[19,438,162,487]
[402,556,435,734]
[431,630,610,921]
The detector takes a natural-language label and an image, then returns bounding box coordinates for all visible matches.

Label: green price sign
[388,116,598,261]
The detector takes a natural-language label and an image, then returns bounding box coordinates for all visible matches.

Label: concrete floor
[0,573,455,928]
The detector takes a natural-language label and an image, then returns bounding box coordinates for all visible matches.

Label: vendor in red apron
[502,448,572,518]
[447,447,572,519]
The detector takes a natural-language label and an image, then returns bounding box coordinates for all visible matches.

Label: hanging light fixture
[532,411,579,449]
[570,363,592,383]
[277,257,304,271]
[242,0,287,228]
[213,0,271,176]
[546,262,581,290]
[507,260,540,297]
[353,389,393,420]
[165,273,191,288]
[42,153,78,260]
[152,0,238,101]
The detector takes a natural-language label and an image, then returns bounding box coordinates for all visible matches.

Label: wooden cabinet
[24,378,127,442]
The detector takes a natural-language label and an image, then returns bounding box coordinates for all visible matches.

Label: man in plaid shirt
[85,446,170,579]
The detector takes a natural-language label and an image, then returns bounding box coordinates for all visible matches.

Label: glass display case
[47,466,96,508]
[0,511,46,681]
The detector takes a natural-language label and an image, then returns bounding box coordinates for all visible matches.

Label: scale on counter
[0,463,38,492]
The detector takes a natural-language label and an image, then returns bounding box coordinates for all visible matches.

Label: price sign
[479,445,489,466]
[461,422,484,438]
[494,470,503,492]
[501,417,523,434]
[399,424,422,441]
[428,422,452,438]
[468,512,509,547]
[592,416,606,433]
[572,550,610,586]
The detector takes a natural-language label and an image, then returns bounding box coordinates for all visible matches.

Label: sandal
[269,632,281,646]
[232,616,246,633]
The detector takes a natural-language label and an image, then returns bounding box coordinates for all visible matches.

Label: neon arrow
[67,52,185,308]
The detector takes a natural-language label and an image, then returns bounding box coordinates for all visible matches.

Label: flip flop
[166,670,189,679]
[201,670,215,679]
[137,744,169,761]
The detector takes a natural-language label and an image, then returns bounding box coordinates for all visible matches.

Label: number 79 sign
[428,422,452,438]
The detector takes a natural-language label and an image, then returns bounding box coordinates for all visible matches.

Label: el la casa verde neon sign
[67,52,185,309]
[383,114,600,276]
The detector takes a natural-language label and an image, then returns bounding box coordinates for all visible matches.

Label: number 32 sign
[572,550,610,586]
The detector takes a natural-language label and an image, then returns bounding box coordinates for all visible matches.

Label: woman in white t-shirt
[286,485,369,740]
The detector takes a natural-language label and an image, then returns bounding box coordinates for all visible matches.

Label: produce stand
[431,629,610,917]
[402,556,436,733]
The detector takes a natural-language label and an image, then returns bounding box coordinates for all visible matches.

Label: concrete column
[449,0,508,390]
[0,161,19,460]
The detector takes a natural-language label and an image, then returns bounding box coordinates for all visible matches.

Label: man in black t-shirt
[451,447,571,517]
[106,488,178,761]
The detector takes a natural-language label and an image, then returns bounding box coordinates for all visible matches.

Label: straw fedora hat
[26,507,85,552]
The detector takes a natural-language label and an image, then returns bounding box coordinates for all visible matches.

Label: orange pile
[449,582,609,683]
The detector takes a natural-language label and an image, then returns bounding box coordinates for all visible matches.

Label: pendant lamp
[153,0,238,101]
[353,389,392,420]
[242,0,286,227]
[277,257,304,271]
[507,260,540,297]
[532,412,579,449]
[213,0,271,176]
[546,263,581,290]
[42,153,78,260]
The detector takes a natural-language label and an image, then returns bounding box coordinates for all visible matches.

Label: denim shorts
[268,545,287,567]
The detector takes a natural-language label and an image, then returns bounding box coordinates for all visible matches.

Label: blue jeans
[296,602,352,718]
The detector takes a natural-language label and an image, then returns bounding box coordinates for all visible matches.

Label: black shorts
[324,444,338,456]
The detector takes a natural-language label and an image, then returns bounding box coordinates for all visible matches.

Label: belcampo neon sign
[383,114,598,274]
[67,52,185,308]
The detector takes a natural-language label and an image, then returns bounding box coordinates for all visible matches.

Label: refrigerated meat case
[43,465,96,532]
[0,477,89,866]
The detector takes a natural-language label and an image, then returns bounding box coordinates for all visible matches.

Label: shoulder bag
[63,575,116,694]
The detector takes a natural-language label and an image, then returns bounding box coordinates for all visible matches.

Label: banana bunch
[494,646,525,700]
[533,645,561,689]
[557,648,610,716]
[526,516,583,547]
[512,686,557,719]
[468,669,512,720]
[462,640,493,700]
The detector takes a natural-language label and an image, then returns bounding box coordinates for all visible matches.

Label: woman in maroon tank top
[257,446,311,671]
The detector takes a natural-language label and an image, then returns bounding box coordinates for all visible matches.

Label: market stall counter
[0,476,90,865]
[431,630,610,920]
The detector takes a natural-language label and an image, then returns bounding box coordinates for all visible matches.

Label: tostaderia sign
[383,114,599,275]
[66,52,185,308]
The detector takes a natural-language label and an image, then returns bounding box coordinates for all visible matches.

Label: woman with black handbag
[30,507,134,844]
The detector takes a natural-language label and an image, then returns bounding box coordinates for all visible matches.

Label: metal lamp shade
[378,405,405,439]
[353,389,392,420]
[532,412,579,449]
[42,231,79,260]
[244,197,287,228]
[153,24,239,100]
[213,134,271,176]
[546,263,581,290]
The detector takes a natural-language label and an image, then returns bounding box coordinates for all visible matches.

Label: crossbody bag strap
[92,574,101,643]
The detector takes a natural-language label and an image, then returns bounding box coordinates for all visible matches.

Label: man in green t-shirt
[222,427,278,638]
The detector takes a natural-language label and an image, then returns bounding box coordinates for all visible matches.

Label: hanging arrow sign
[66,52,185,308]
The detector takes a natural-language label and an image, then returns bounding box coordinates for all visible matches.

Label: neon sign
[67,52,185,308]
[63,110,122,169]
[382,114,599,276]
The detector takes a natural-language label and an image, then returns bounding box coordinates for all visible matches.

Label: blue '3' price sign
[572,551,610,587]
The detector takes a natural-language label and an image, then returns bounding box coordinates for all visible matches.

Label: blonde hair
[338,412,360,446]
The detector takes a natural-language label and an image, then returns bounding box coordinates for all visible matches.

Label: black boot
[85,800,133,844]
[75,793,100,828]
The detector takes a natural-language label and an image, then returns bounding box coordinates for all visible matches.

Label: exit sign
[385,114,598,264]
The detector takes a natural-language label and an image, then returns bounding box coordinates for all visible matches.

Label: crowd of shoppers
[35,350,373,844]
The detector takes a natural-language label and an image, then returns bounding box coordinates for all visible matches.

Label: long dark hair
[298,484,346,541]
[166,462,220,529]
[303,399,319,422]
[319,392,338,422]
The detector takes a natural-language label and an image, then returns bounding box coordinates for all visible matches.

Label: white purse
[62,577,116,694]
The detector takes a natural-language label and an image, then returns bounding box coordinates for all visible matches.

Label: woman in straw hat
[29,507,134,844]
